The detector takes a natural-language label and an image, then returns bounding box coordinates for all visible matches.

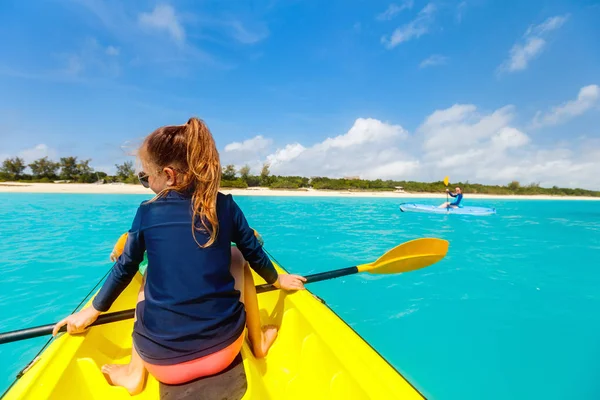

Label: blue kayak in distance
[399,203,496,216]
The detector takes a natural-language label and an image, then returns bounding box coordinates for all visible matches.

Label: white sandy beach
[0,182,599,200]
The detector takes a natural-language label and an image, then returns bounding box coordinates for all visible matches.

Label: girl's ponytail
[185,117,221,247]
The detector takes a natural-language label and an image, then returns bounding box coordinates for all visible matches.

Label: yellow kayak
[3,264,424,399]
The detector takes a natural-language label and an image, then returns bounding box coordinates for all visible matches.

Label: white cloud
[18,144,58,163]
[417,103,600,189]
[244,118,414,179]
[319,117,406,149]
[527,15,569,36]
[420,104,516,154]
[139,4,185,43]
[376,1,414,21]
[221,135,274,172]
[381,3,436,48]
[105,46,120,56]
[419,54,448,68]
[490,127,531,149]
[361,160,420,180]
[417,103,530,181]
[227,21,269,44]
[499,14,569,73]
[266,143,306,166]
[224,135,272,152]
[532,84,600,128]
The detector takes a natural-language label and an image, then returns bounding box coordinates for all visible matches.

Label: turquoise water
[1,194,599,399]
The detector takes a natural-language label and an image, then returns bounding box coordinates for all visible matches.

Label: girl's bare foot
[253,325,278,358]
[101,363,146,395]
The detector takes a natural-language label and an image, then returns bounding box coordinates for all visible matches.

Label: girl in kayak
[52,117,306,394]
[438,187,463,208]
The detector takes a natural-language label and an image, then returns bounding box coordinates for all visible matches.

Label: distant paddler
[438,187,463,208]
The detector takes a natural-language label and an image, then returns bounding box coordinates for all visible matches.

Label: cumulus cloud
[221,135,274,171]
[532,84,600,128]
[376,1,414,21]
[266,143,306,166]
[499,14,569,73]
[139,4,185,43]
[416,103,599,188]
[263,118,413,179]
[224,135,272,152]
[381,3,436,48]
[420,104,516,154]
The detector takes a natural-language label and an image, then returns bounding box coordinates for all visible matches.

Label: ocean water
[1,193,599,399]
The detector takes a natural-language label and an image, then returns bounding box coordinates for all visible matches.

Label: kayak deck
[4,265,423,399]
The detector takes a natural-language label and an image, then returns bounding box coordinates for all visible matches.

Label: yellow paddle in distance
[443,175,450,205]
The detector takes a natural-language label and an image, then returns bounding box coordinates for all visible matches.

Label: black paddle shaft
[0,309,135,345]
[0,266,359,345]
[255,266,358,293]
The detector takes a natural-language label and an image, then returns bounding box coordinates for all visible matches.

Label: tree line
[220,163,600,197]
[0,157,137,183]
[2,157,598,197]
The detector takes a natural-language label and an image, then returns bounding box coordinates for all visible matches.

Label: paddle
[443,176,449,205]
[257,237,448,292]
[0,238,448,345]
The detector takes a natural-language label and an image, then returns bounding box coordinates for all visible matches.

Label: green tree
[239,165,251,183]
[59,156,79,180]
[245,175,261,187]
[97,171,108,179]
[1,157,26,180]
[222,164,237,180]
[260,162,271,186]
[115,161,136,182]
[76,159,94,182]
[507,180,520,191]
[29,157,60,179]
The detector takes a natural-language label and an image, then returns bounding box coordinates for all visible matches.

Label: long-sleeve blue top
[449,192,463,206]
[92,191,278,365]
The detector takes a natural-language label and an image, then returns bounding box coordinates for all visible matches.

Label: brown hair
[140,117,221,247]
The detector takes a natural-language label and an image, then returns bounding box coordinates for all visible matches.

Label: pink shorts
[143,333,245,385]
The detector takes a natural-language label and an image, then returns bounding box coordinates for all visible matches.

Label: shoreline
[0,182,599,200]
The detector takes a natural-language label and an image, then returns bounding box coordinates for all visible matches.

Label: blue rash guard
[92,191,278,365]
[449,192,463,206]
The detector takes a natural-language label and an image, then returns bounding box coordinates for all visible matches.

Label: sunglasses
[137,171,150,188]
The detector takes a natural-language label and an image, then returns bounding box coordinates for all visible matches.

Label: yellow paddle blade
[112,232,129,258]
[443,176,449,186]
[357,238,449,274]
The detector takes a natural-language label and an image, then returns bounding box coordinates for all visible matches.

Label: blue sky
[1,0,599,188]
